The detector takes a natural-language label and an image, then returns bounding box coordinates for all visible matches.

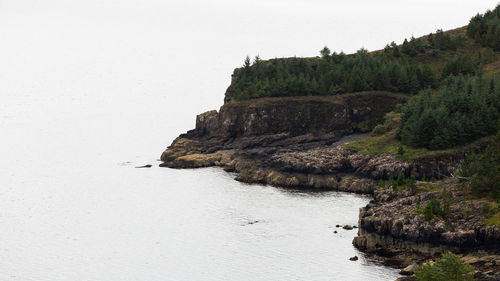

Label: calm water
[0,164,400,281]
[1,1,497,280]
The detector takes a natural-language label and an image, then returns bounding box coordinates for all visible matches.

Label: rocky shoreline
[161,92,500,280]
[354,188,500,280]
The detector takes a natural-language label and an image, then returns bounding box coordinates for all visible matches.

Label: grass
[486,213,500,226]
[478,200,500,226]
[227,91,407,107]
[345,129,493,162]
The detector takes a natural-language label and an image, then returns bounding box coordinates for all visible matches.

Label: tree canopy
[398,75,500,149]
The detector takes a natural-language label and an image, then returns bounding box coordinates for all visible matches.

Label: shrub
[372,124,387,135]
[421,198,445,220]
[397,146,405,155]
[415,252,475,281]
[459,133,500,198]
[396,171,406,186]
[378,179,385,188]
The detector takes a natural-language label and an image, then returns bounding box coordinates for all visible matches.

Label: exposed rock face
[189,92,402,138]
[162,92,409,193]
[353,188,500,279]
[355,189,500,250]
[160,132,380,193]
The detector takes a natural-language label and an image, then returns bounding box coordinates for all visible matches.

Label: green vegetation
[480,201,500,226]
[486,213,500,226]
[415,252,475,281]
[230,24,486,101]
[398,75,500,149]
[385,171,416,191]
[441,55,477,77]
[230,17,500,102]
[231,6,500,202]
[459,133,500,199]
[416,186,453,220]
[467,4,500,50]
[232,49,437,100]
[375,170,419,192]
[346,128,492,163]
[426,29,464,51]
[420,198,447,220]
[232,5,500,156]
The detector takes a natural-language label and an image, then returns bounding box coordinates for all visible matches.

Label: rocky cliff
[353,187,500,280]
[161,91,407,192]
[187,92,402,138]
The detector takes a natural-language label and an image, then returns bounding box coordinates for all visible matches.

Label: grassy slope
[347,129,493,162]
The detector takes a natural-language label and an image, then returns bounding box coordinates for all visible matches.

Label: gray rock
[399,263,418,276]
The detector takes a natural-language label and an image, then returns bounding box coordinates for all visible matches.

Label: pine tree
[320,46,331,58]
[409,71,421,94]
[244,56,251,68]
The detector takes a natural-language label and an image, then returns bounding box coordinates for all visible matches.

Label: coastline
[160,92,500,279]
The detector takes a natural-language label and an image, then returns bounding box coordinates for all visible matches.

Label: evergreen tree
[244,56,251,68]
[320,46,331,58]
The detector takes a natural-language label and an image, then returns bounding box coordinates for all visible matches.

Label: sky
[0,0,498,154]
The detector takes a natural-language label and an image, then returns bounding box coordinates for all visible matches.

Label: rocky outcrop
[161,91,410,192]
[161,131,471,187]
[188,92,402,138]
[354,189,500,251]
[353,188,500,279]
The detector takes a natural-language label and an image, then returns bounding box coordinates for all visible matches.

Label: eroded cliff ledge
[161,91,474,191]
[161,91,409,193]
[353,187,500,280]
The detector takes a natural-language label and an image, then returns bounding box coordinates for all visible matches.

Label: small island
[161,5,500,280]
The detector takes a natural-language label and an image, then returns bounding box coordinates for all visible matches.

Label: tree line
[467,4,500,50]
[232,49,439,100]
[231,26,470,101]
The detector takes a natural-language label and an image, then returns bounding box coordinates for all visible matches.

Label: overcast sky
[0,0,498,150]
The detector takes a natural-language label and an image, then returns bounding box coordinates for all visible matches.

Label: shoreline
[160,90,499,279]
[161,130,500,279]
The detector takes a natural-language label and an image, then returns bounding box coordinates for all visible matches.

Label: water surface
[1,163,400,281]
